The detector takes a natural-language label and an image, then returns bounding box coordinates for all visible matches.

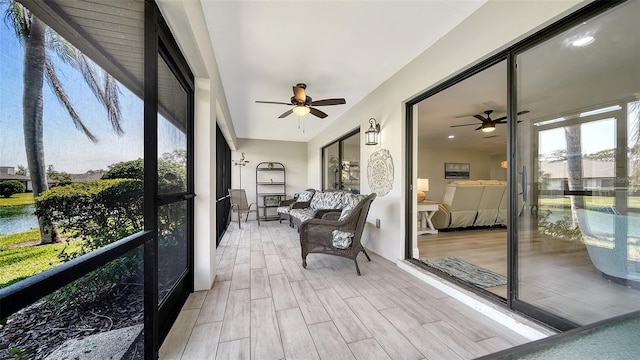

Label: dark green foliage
[46,165,72,186]
[35,179,144,301]
[101,158,144,181]
[0,180,26,198]
[101,157,186,193]
[35,179,144,258]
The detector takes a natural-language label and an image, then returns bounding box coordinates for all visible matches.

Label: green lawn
[539,196,640,210]
[0,229,81,288]
[0,192,34,207]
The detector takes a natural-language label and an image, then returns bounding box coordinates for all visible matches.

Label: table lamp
[417,178,429,202]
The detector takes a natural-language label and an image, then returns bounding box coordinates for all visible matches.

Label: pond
[0,205,39,235]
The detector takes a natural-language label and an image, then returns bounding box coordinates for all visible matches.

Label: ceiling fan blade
[475,125,483,131]
[278,109,293,118]
[309,107,328,119]
[256,101,291,105]
[293,86,306,104]
[309,98,346,106]
[494,120,507,124]
[473,115,487,121]
[493,110,530,122]
[450,123,480,128]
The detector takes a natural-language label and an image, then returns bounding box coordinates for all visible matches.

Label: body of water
[0,205,39,235]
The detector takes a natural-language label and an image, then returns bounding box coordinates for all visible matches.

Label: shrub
[35,179,144,301]
[0,180,26,198]
[102,158,144,181]
[102,158,186,192]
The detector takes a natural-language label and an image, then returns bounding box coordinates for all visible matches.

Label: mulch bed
[0,280,144,360]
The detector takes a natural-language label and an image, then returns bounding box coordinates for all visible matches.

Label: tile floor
[160,220,530,359]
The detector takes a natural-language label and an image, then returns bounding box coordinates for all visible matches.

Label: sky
[0,2,184,174]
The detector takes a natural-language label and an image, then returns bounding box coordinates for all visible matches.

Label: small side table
[417,201,439,235]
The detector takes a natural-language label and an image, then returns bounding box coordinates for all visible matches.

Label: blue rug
[419,257,507,288]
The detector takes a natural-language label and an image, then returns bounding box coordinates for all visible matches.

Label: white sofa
[431,180,508,229]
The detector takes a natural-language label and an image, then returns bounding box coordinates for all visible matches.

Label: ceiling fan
[450,110,530,132]
[255,83,346,119]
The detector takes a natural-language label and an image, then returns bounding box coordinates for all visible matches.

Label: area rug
[419,257,507,288]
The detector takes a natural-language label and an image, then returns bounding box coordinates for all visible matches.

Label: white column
[193,78,217,291]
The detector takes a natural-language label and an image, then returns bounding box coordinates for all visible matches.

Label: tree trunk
[23,17,59,244]
[564,124,590,235]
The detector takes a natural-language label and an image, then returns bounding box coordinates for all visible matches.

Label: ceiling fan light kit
[450,109,530,132]
[255,83,346,120]
[292,105,310,117]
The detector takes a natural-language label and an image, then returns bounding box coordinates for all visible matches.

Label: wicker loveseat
[276,189,316,224]
[299,193,376,275]
[289,190,349,228]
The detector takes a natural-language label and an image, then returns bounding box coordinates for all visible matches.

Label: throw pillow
[297,190,314,202]
[332,230,354,249]
[339,194,366,221]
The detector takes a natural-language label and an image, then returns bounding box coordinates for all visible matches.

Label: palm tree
[5,2,123,244]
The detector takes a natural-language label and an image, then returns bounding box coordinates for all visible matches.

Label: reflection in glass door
[515,0,640,327]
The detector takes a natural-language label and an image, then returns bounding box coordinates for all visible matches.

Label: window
[322,129,360,193]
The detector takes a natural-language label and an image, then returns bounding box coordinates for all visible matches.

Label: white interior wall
[307,0,584,263]
[232,139,308,220]
[417,147,493,201]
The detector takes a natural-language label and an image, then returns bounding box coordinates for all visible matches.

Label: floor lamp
[233,152,249,188]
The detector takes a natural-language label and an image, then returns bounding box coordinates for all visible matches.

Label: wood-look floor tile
[250,298,284,360]
[230,263,251,290]
[349,276,396,310]
[280,257,307,282]
[348,338,391,360]
[196,281,230,325]
[250,268,272,300]
[308,321,356,360]
[423,320,487,359]
[216,338,250,360]
[251,251,266,269]
[265,254,285,275]
[159,309,199,360]
[262,241,277,255]
[290,280,331,324]
[346,296,423,360]
[181,321,222,360]
[276,308,320,360]
[269,273,298,311]
[315,287,371,343]
[235,247,251,264]
[220,289,250,342]
[476,336,514,354]
[379,307,462,360]
[183,291,207,310]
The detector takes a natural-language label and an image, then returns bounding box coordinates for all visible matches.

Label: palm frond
[76,51,123,135]
[45,29,75,65]
[44,57,99,143]
[3,0,30,41]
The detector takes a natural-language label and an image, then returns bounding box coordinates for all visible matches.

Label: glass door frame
[405,0,626,331]
[321,128,360,191]
[144,1,195,351]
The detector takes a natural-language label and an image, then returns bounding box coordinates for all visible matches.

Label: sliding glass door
[514,0,640,328]
[322,129,360,193]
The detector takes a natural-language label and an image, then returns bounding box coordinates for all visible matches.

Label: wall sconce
[417,178,429,202]
[365,118,380,145]
[500,160,507,169]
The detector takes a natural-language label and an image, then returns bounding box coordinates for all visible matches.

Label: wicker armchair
[299,193,376,275]
[277,189,316,224]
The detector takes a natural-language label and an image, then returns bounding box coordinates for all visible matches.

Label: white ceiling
[201,0,486,142]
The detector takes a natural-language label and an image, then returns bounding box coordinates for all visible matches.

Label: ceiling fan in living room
[255,83,346,119]
[450,109,530,132]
